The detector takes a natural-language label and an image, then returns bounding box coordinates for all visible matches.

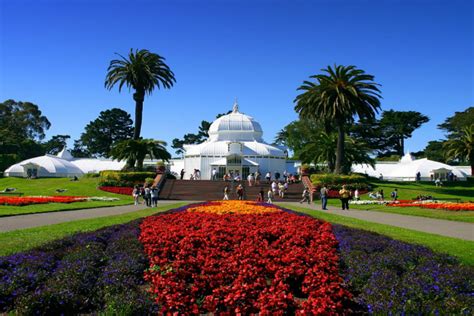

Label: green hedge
[98,171,156,187]
[310,173,369,190]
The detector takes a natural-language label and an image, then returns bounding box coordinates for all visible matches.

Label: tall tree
[443,125,474,175]
[105,49,176,140]
[438,107,474,138]
[43,135,70,155]
[77,108,133,157]
[110,139,171,170]
[295,65,381,174]
[0,99,51,143]
[379,110,429,155]
[70,140,91,158]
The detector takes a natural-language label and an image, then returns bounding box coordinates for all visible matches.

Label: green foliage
[295,65,381,174]
[109,138,171,170]
[376,155,401,162]
[105,49,176,140]
[83,173,100,178]
[277,119,374,173]
[76,108,133,157]
[310,173,369,190]
[0,154,18,172]
[443,125,474,174]
[144,177,154,185]
[438,107,474,137]
[379,110,429,156]
[42,135,71,155]
[98,171,156,187]
[0,99,51,142]
[350,110,430,157]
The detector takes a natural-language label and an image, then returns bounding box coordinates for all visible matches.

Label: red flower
[139,202,351,314]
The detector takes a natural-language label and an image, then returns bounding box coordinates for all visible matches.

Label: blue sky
[1,0,472,156]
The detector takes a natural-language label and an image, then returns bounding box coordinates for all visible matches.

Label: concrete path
[0,201,186,232]
[279,202,474,241]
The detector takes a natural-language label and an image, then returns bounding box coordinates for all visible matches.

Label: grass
[280,203,474,266]
[0,177,133,217]
[0,202,186,256]
[320,180,474,223]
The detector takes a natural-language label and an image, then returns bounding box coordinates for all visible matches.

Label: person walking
[212,168,217,181]
[258,187,264,202]
[223,186,229,200]
[265,172,271,183]
[300,187,310,204]
[278,182,285,198]
[247,173,254,186]
[144,186,152,207]
[151,186,159,207]
[320,184,328,210]
[132,185,140,205]
[271,181,278,197]
[180,169,185,180]
[255,170,260,185]
[267,188,273,204]
[275,171,280,182]
[339,185,351,210]
[236,184,244,200]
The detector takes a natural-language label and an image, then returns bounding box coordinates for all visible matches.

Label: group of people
[132,185,159,207]
[222,180,292,203]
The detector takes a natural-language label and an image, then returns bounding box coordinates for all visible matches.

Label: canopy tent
[4,155,84,178]
[385,158,465,181]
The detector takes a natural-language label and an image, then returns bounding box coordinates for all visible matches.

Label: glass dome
[208,102,263,141]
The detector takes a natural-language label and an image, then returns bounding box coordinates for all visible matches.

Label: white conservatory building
[169,102,294,180]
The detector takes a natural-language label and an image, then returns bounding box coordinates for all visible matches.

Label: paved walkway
[0,201,186,232]
[279,202,474,241]
[1,201,473,241]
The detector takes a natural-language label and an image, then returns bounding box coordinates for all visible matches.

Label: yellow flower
[186,201,281,215]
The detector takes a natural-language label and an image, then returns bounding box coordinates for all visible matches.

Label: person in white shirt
[212,168,217,181]
[247,173,254,186]
[267,189,273,203]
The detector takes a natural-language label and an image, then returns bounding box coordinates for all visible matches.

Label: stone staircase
[159,179,305,202]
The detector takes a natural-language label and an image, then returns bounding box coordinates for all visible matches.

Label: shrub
[98,171,156,187]
[83,173,100,178]
[144,177,154,186]
[310,173,369,191]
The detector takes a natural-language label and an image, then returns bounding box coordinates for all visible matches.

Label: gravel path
[279,202,474,241]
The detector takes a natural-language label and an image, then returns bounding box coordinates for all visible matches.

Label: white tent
[4,155,84,178]
[352,152,468,181]
[384,158,465,181]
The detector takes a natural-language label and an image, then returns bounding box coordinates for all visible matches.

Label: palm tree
[444,124,474,175]
[105,49,176,140]
[110,139,171,170]
[295,65,381,174]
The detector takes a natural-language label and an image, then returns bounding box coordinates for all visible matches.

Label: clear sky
[1,0,473,156]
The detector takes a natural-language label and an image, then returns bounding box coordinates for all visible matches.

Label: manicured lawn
[0,202,186,256]
[367,179,473,201]
[0,177,133,217]
[280,203,474,266]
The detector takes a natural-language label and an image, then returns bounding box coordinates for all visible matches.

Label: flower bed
[332,224,474,314]
[98,186,133,195]
[387,201,474,211]
[0,196,87,206]
[140,201,351,314]
[0,202,472,314]
[0,222,155,314]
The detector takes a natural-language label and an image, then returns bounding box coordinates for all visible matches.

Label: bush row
[310,173,370,190]
[98,171,156,187]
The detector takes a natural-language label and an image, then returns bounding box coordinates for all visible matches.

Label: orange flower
[186,200,281,215]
